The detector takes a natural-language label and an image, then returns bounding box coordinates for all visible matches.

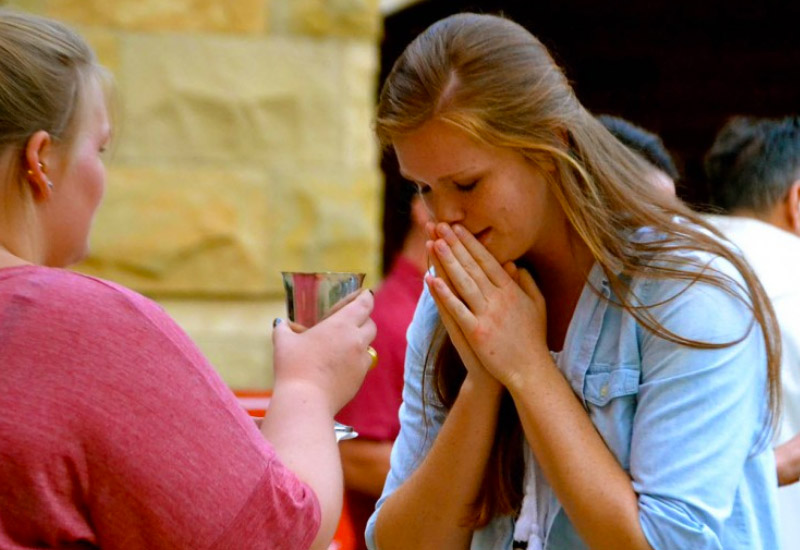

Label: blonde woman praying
[367,13,781,550]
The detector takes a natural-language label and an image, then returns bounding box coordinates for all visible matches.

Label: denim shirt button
[600,385,609,398]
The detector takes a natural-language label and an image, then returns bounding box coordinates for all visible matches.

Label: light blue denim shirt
[365,231,780,550]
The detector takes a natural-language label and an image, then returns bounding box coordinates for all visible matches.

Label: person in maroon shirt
[336,176,430,549]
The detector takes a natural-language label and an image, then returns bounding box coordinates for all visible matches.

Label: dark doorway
[380,0,800,208]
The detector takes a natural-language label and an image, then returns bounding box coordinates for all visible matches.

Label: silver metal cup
[279,271,366,442]
[281,271,366,327]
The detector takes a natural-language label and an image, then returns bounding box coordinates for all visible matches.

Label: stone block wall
[3,0,383,388]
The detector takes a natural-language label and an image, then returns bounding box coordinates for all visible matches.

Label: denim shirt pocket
[583,366,640,470]
[584,367,640,406]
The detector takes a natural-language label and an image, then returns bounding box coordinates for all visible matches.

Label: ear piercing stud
[26,162,53,190]
[39,163,54,189]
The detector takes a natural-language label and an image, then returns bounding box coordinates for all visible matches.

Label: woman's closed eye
[454,179,478,192]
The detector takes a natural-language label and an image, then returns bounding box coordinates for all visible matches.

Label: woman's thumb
[518,268,542,299]
[503,261,519,282]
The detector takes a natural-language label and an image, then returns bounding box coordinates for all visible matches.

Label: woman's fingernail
[273,318,282,328]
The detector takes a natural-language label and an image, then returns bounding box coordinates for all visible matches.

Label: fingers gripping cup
[280,271,368,442]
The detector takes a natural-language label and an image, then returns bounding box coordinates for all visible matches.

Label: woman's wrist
[460,369,504,404]
[502,346,557,397]
[271,377,336,418]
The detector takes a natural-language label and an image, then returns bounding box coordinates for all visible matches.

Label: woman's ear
[786,179,800,236]
[23,130,54,199]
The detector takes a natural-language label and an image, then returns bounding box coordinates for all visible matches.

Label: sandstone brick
[76,165,274,295]
[82,28,121,73]
[44,0,267,33]
[114,34,375,171]
[287,0,381,39]
[268,166,381,280]
[3,1,48,14]
[342,41,380,170]
[159,297,284,389]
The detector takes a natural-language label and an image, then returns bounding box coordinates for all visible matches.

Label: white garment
[512,443,557,550]
[707,215,800,550]
[511,352,562,550]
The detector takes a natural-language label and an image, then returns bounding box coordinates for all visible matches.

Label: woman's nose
[428,195,465,225]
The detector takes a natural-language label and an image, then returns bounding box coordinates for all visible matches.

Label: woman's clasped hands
[425,222,553,392]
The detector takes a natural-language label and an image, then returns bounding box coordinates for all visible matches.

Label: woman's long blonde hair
[376,12,781,526]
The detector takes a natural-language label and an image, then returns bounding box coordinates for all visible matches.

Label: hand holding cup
[274,272,377,440]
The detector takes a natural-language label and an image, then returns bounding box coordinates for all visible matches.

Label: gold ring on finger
[367,346,378,369]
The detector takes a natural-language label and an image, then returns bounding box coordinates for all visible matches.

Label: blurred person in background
[704,115,800,550]
[0,9,375,549]
[336,154,429,549]
[598,114,679,195]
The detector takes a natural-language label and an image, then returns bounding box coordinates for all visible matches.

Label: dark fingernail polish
[273,317,282,328]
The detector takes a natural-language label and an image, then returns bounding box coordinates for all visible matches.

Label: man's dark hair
[598,114,680,180]
[704,116,800,213]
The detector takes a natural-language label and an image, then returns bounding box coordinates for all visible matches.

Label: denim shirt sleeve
[365,285,447,550]
[630,256,772,549]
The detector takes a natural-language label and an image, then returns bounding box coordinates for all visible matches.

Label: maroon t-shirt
[335,256,424,548]
[0,265,320,549]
